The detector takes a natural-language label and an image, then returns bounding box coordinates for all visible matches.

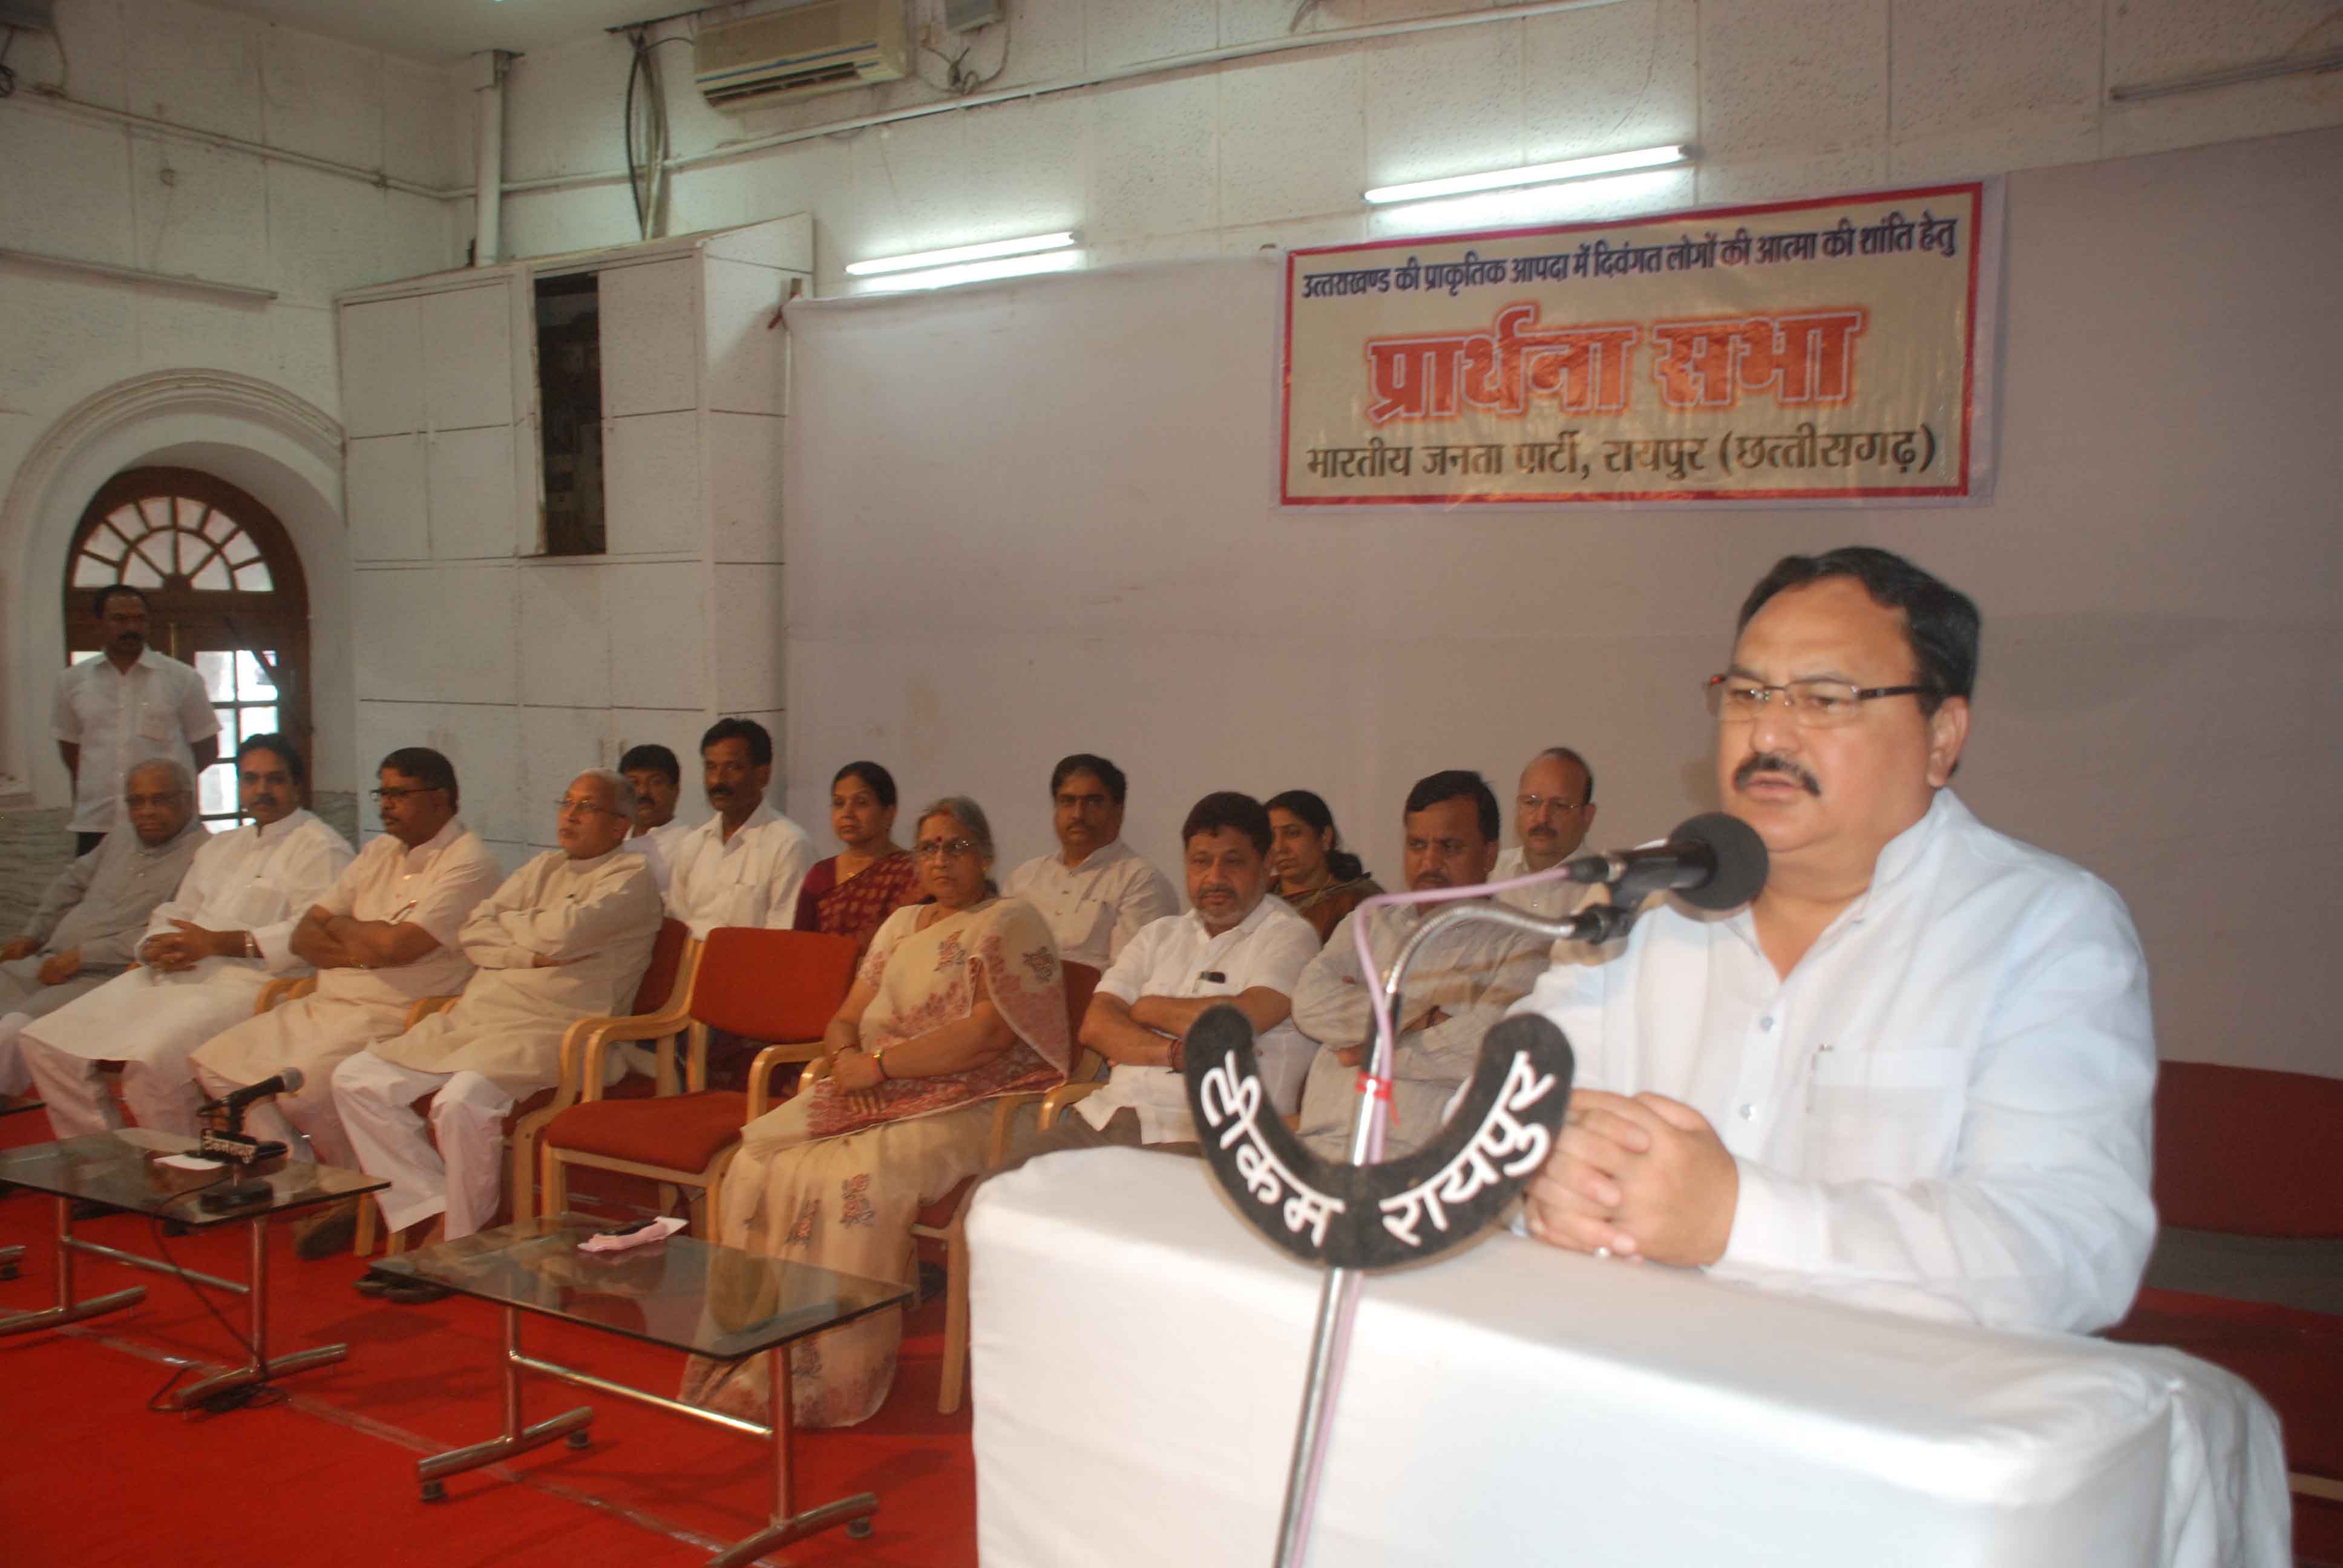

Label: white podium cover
[969,1149,2288,1568]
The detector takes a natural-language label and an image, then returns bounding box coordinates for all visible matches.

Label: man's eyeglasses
[1516,794,1586,813]
[370,785,446,803]
[1704,674,1930,728]
[123,792,186,809]
[913,837,981,860]
[554,797,625,818]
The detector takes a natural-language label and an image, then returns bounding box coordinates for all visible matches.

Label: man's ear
[1925,696,1970,788]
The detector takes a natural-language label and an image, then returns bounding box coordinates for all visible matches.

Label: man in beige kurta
[334,771,662,1245]
[191,748,502,1190]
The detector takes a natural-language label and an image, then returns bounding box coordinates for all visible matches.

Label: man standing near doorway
[51,585,222,855]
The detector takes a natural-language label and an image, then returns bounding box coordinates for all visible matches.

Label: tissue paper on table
[577,1217,687,1253]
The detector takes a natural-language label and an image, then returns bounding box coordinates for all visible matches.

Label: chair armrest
[747,1044,828,1121]
[402,994,459,1030]
[568,1007,692,1104]
[986,1091,1049,1168]
[255,976,303,1014]
[1037,1079,1106,1132]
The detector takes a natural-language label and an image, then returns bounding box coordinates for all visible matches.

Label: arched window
[61,467,312,829]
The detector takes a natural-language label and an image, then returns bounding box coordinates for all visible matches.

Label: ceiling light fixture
[854,249,1085,293]
[1363,144,1693,205]
[845,230,1080,277]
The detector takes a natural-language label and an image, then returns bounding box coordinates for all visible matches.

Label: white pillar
[470,50,513,268]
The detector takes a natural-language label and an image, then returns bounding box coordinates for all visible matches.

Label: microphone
[1561,812,1769,912]
[211,1067,305,1114]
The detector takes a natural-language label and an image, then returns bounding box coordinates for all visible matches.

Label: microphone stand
[197,1097,288,1213]
[1271,893,1638,1568]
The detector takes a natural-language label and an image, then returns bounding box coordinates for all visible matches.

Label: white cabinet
[335,214,810,861]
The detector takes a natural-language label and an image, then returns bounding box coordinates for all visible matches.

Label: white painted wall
[0,0,469,802]
[783,126,2343,1078]
[481,0,2343,287]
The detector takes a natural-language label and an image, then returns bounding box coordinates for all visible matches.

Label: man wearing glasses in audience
[20,734,352,1140]
[191,746,502,1258]
[1518,547,2157,1334]
[0,759,209,1105]
[333,770,660,1285]
[1490,746,1602,921]
[1004,753,1178,969]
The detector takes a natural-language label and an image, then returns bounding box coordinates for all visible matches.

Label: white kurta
[24,811,354,1065]
[666,802,816,939]
[50,647,221,834]
[191,817,504,1113]
[1081,895,1323,1138]
[1490,844,1601,923]
[619,817,692,894]
[1292,900,1550,1158]
[1510,789,2158,1336]
[367,846,663,1097]
[1003,838,1181,969]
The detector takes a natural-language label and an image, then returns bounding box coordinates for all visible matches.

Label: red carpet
[0,1108,978,1567]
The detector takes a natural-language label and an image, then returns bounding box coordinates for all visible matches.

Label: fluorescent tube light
[845,230,1080,277]
[854,249,1084,293]
[1363,145,1692,205]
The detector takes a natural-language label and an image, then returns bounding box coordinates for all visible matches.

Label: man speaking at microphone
[1518,547,2156,1334]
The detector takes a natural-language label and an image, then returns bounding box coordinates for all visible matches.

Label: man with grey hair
[20,734,352,1138]
[0,758,208,1103]
[334,769,663,1270]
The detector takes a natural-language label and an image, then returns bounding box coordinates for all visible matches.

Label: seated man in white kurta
[1,760,209,1102]
[21,736,350,1138]
[617,742,692,895]
[189,746,503,1250]
[1292,771,1550,1161]
[1003,753,1180,969]
[1017,792,1321,1166]
[664,718,815,939]
[1518,547,2157,1335]
[335,769,663,1254]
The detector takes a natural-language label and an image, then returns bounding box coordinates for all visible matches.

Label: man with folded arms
[1005,753,1178,969]
[191,746,501,1256]
[1490,746,1602,921]
[335,770,661,1279]
[1020,792,1321,1164]
[0,760,208,1103]
[665,719,814,938]
[21,735,351,1138]
[1291,771,1549,1160]
[1518,547,2155,1334]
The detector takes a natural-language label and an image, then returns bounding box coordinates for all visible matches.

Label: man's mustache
[1734,751,1822,795]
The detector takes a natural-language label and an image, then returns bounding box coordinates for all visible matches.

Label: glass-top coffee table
[371,1214,913,1567]
[0,1129,388,1408]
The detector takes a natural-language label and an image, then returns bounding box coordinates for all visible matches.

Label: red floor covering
[0,1111,978,1568]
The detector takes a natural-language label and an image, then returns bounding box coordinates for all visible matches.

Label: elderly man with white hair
[21,734,351,1138]
[335,768,663,1275]
[0,758,208,1105]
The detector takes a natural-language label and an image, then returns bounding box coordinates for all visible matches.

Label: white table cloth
[968,1149,2289,1568]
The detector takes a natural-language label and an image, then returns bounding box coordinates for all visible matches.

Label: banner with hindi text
[1280,181,1999,507]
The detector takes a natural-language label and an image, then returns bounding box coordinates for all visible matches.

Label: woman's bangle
[871,1048,890,1082]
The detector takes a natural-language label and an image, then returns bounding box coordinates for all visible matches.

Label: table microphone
[206,1067,306,1115]
[1558,812,1769,911]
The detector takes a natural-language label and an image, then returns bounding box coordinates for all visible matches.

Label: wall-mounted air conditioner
[694,0,909,108]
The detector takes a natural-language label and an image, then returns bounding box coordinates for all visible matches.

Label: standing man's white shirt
[51,648,220,835]
[1512,789,2156,1334]
[1490,844,1601,923]
[21,809,353,1136]
[665,801,815,939]
[620,817,692,895]
[1005,838,1179,969]
[1080,895,1323,1137]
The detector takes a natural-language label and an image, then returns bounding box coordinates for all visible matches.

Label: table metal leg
[0,1195,143,1338]
[705,1346,877,1567]
[416,1305,594,1501]
[167,1214,351,1408]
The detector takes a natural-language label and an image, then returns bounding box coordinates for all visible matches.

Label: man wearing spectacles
[1516,546,2157,1335]
[1491,746,1601,921]
[0,759,208,1103]
[1003,753,1179,970]
[19,736,352,1142]
[189,746,503,1257]
[332,770,661,1276]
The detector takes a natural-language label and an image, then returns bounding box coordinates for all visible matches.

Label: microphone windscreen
[1671,812,1769,910]
[277,1066,306,1096]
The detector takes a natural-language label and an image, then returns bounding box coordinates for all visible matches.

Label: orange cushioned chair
[536,927,860,1237]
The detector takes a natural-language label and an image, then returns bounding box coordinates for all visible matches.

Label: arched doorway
[60,466,312,828]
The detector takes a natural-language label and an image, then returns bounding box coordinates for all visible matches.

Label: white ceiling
[201,0,695,64]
